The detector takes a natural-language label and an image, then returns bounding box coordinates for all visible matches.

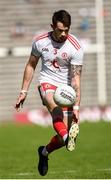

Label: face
[52,21,70,43]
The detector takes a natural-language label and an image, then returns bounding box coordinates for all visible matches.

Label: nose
[61,31,66,36]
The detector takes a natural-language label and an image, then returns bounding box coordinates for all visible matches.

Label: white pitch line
[15,170,76,176]
[16,172,34,176]
[97,168,111,171]
[49,169,76,174]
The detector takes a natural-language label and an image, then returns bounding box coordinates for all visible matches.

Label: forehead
[56,21,69,30]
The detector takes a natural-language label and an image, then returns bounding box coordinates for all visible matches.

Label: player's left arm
[71,64,82,123]
[71,64,82,106]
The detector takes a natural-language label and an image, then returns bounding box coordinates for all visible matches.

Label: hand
[73,109,80,124]
[15,93,27,111]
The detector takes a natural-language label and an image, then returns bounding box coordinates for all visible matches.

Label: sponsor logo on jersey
[42,48,49,52]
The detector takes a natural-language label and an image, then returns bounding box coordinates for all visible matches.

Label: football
[54,85,76,107]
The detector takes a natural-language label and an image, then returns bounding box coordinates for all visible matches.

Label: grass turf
[0,121,111,179]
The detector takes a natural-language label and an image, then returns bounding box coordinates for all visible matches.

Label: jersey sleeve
[71,47,84,65]
[31,40,41,57]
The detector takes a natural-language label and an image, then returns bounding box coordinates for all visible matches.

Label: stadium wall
[0,0,111,121]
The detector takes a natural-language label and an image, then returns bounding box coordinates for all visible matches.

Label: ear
[50,24,55,30]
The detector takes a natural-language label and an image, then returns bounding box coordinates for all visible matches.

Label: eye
[59,29,69,34]
[58,29,63,33]
[65,29,69,33]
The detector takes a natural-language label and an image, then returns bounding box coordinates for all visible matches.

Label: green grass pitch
[0,121,111,179]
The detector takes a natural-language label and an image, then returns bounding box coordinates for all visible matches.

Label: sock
[46,135,65,153]
[53,120,68,141]
[42,146,49,156]
[63,134,68,142]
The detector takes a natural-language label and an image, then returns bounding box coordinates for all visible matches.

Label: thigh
[40,83,57,112]
[40,83,73,130]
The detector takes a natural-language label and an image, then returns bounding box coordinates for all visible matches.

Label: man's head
[51,10,71,43]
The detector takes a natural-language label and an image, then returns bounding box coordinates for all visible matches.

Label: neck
[51,31,59,42]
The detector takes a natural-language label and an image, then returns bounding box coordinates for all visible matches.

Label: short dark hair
[52,10,71,27]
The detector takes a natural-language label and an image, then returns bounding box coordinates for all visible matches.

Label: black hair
[52,10,71,27]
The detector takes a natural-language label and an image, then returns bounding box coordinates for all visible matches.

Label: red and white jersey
[31,31,84,86]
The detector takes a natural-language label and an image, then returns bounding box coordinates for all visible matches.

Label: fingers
[15,100,23,111]
[15,94,26,111]
[73,110,79,124]
[73,113,78,123]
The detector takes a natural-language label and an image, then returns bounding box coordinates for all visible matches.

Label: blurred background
[0,0,111,123]
[1,1,111,179]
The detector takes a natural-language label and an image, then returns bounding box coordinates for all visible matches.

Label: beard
[51,31,67,43]
[59,36,67,42]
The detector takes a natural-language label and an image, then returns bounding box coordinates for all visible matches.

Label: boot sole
[67,123,79,151]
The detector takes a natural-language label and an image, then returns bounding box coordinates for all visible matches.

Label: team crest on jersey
[61,52,68,60]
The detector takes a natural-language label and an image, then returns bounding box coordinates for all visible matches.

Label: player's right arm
[15,54,39,111]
